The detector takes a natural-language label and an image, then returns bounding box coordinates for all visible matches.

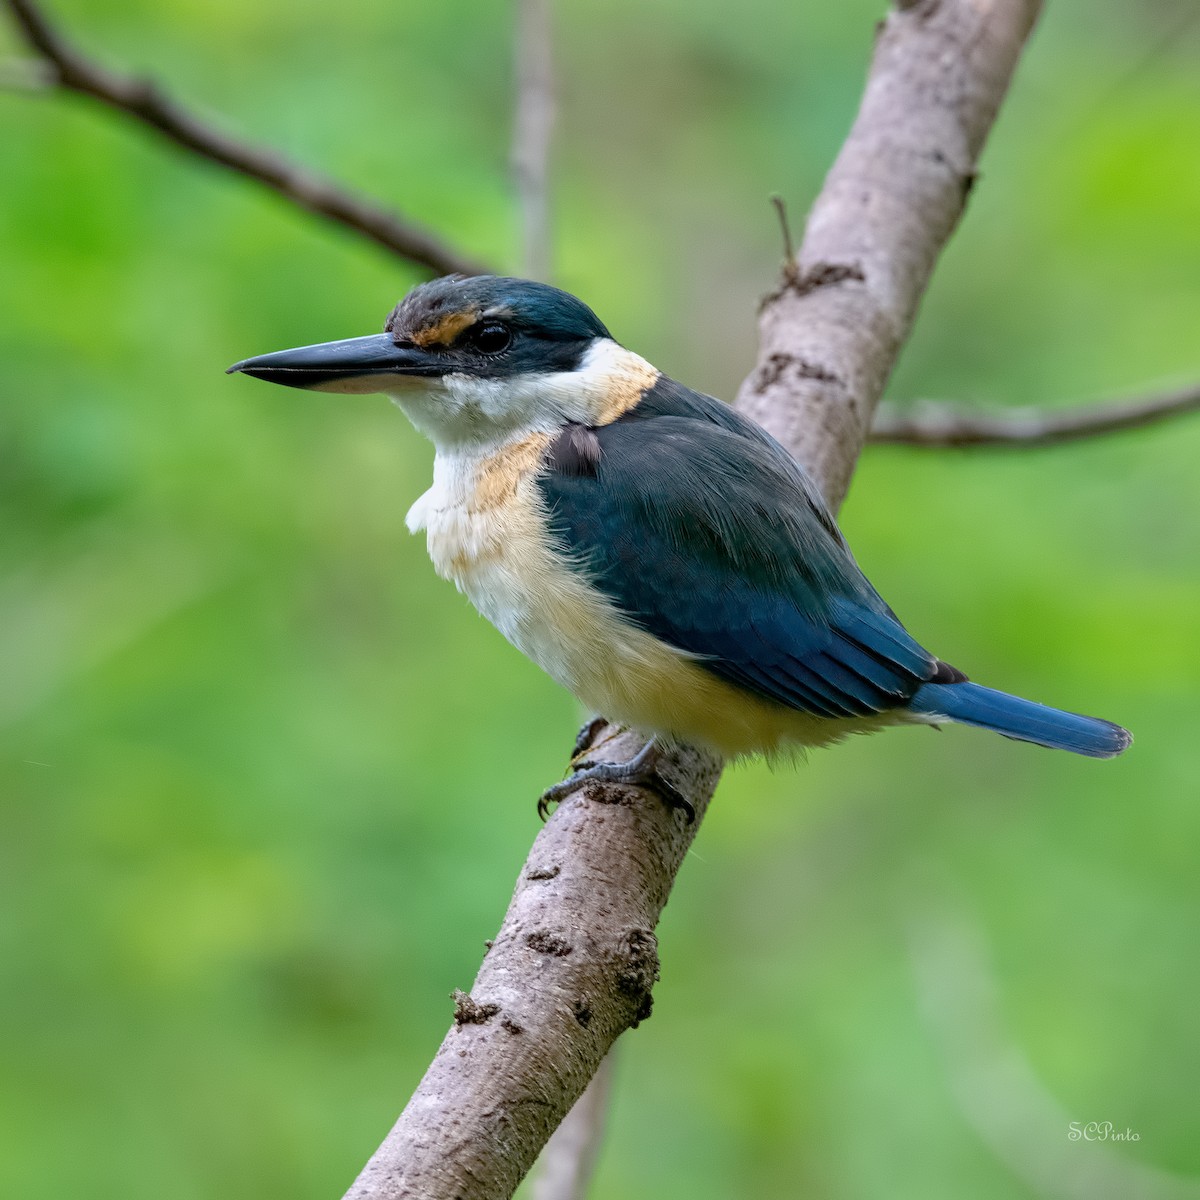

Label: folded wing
[536,383,944,721]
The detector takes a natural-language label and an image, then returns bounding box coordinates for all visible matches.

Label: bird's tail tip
[908,680,1131,759]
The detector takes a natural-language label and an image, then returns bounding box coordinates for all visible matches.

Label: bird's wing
[536,390,939,718]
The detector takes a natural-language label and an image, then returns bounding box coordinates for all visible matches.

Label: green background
[2,1,1197,1196]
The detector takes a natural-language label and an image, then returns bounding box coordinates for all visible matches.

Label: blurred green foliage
[2,1,1198,1197]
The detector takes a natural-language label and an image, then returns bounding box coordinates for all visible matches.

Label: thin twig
[870,382,1200,447]
[530,1051,616,1200]
[0,55,54,89]
[2,0,488,278]
[769,194,802,287]
[511,0,556,281]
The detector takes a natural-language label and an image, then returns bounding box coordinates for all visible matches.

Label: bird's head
[228,275,655,451]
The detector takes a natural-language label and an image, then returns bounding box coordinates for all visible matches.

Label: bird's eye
[469,322,512,355]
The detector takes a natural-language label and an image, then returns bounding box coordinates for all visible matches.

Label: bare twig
[530,1051,616,1200]
[870,382,1200,448]
[769,194,802,287]
[346,3,1044,1198]
[511,0,556,281]
[2,0,488,277]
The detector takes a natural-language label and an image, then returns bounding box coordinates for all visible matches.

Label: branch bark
[870,383,1200,447]
[343,2,1043,1197]
[2,0,489,278]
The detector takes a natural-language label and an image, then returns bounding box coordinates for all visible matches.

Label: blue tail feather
[908,681,1131,759]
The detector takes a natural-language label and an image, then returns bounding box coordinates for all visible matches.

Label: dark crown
[385,276,612,346]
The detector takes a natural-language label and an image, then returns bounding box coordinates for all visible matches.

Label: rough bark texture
[343,1,1043,1197]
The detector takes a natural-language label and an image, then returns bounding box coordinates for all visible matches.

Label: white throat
[384,337,658,456]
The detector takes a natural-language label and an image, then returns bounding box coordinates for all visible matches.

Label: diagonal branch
[2,0,489,277]
[343,3,1044,1198]
[870,382,1200,448]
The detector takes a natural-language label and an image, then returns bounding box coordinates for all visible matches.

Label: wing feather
[536,381,938,719]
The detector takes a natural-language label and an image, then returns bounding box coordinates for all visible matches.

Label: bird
[228,274,1131,815]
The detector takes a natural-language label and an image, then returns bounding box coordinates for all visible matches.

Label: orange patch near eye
[411,309,479,348]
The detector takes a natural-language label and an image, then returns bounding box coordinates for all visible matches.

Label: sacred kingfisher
[228,275,1131,811]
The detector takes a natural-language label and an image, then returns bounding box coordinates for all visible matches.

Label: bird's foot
[570,715,614,767]
[538,736,695,823]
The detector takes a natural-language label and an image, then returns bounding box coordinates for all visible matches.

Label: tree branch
[2,0,489,277]
[870,383,1200,448]
[344,2,1043,1197]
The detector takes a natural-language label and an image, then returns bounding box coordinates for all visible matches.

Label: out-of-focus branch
[513,1,612,1188]
[2,0,488,277]
[0,55,53,89]
[511,0,556,282]
[530,1050,615,1200]
[512,2,615,1190]
[344,3,1044,1198]
[870,383,1200,448]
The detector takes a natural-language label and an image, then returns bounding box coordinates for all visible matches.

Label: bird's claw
[537,737,695,824]
[568,715,629,769]
[571,715,610,763]
[536,786,560,822]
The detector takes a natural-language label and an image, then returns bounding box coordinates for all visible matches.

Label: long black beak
[226,333,443,393]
